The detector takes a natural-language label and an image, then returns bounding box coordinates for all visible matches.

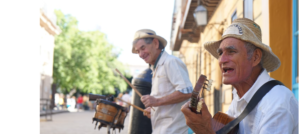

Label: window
[231,10,237,23]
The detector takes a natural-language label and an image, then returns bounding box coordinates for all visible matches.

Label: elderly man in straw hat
[132,29,193,133]
[181,18,298,134]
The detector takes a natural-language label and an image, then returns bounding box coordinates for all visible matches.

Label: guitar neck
[190,91,200,113]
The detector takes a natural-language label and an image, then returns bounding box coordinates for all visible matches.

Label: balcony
[170,0,221,51]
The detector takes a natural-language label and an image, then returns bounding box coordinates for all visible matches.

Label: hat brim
[132,35,167,53]
[203,35,281,72]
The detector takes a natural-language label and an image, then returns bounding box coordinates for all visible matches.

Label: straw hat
[203,18,280,72]
[132,29,167,53]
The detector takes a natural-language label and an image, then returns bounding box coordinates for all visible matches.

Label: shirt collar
[236,69,273,103]
[150,51,168,71]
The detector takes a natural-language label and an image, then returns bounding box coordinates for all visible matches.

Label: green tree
[53,10,129,95]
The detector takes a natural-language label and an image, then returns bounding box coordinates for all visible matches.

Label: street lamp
[193,5,207,26]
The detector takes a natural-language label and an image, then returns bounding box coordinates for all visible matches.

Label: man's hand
[141,95,159,107]
[143,107,151,119]
[181,99,215,134]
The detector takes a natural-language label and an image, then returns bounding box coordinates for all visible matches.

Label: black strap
[216,80,283,134]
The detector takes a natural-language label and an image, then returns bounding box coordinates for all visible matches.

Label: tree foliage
[53,10,129,95]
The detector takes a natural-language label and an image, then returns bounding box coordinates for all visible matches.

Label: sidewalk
[40,110,130,134]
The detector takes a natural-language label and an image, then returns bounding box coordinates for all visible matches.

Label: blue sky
[50,0,175,66]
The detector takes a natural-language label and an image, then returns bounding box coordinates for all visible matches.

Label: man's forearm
[157,91,191,106]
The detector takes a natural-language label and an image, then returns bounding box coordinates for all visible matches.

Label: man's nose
[139,51,144,58]
[218,54,229,64]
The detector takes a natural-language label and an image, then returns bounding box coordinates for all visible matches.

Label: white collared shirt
[150,51,193,134]
[226,69,299,134]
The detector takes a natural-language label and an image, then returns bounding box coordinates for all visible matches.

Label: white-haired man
[132,29,193,134]
[181,18,298,134]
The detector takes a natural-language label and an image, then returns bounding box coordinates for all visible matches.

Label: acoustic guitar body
[212,112,239,134]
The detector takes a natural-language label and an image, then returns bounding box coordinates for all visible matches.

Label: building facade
[39,1,61,110]
[170,0,298,114]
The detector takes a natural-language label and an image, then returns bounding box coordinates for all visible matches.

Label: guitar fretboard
[189,75,206,114]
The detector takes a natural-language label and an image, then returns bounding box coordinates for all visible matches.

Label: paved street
[40,110,130,134]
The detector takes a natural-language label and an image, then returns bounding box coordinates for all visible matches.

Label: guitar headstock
[189,74,213,114]
[204,79,213,91]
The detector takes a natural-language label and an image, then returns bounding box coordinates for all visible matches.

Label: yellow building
[170,0,296,115]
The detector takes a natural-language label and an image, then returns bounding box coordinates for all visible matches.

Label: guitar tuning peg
[207,80,212,86]
[207,82,211,86]
[208,79,213,85]
[206,83,211,87]
[206,86,211,91]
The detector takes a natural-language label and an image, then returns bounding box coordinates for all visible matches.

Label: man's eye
[218,52,223,56]
[229,50,235,53]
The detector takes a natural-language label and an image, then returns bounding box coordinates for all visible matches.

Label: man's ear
[252,48,263,67]
[153,38,159,49]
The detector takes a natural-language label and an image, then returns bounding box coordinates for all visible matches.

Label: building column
[269,0,293,89]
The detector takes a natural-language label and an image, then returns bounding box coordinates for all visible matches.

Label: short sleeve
[164,57,193,94]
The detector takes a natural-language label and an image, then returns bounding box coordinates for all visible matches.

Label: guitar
[189,75,239,134]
